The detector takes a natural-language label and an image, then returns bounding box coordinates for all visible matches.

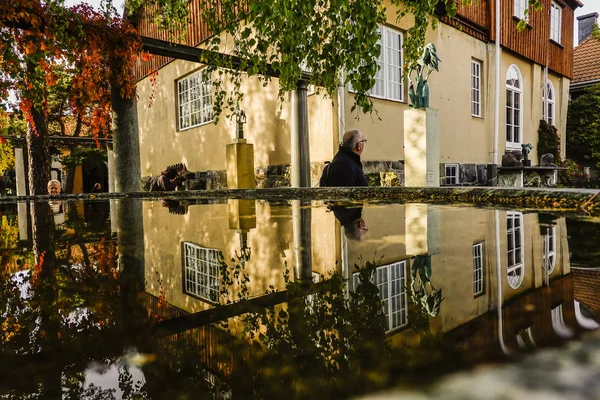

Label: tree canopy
[567,84,600,168]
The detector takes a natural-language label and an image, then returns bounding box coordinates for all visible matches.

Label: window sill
[550,39,564,49]
[177,119,214,132]
[512,15,533,29]
[471,114,484,119]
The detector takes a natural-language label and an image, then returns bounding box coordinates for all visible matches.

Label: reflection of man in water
[47,180,65,226]
[331,205,368,241]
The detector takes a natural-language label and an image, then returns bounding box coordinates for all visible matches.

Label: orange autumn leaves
[0,1,143,142]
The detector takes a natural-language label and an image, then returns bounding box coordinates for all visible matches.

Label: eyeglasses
[358,139,367,143]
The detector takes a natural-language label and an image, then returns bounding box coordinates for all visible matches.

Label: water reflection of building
[145,201,597,339]
[142,200,339,313]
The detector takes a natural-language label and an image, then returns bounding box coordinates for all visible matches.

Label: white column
[14,147,27,196]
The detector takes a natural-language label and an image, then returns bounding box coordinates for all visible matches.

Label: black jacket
[321,147,367,187]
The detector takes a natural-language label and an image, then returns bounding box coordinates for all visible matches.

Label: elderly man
[320,129,368,187]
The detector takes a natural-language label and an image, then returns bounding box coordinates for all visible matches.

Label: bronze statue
[408,43,441,108]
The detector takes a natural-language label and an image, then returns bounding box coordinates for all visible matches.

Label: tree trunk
[111,81,141,193]
[25,62,51,196]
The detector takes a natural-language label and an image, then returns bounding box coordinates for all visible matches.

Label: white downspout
[495,210,510,355]
[493,0,501,165]
[337,71,346,144]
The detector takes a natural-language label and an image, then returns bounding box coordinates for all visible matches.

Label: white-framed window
[550,2,562,43]
[445,164,459,185]
[350,26,403,102]
[352,260,408,332]
[542,80,555,126]
[473,242,484,296]
[514,0,528,21]
[177,69,213,131]
[507,211,524,289]
[183,242,220,303]
[506,65,523,149]
[471,59,482,117]
[542,225,556,274]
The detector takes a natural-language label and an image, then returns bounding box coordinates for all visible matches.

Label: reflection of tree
[0,237,152,398]
[410,255,444,318]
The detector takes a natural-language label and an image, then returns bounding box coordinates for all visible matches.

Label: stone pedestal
[404,107,440,187]
[226,139,255,189]
[405,204,440,256]
[228,199,256,231]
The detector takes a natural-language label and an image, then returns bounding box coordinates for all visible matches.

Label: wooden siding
[133,0,221,81]
[443,0,575,78]
[497,0,574,78]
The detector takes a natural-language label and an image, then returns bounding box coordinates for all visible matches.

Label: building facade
[134,0,581,187]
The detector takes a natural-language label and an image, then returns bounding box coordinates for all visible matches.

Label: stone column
[290,80,310,188]
[14,147,27,196]
[292,199,313,283]
[107,147,116,193]
[111,83,141,193]
[404,107,440,187]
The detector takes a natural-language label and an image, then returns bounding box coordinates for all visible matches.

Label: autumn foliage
[0,0,143,141]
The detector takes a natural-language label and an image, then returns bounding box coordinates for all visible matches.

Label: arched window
[506,65,523,149]
[542,80,555,126]
[507,211,524,289]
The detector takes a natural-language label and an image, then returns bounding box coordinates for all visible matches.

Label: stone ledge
[4,187,598,216]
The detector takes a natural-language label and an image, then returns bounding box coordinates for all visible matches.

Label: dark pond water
[0,198,598,399]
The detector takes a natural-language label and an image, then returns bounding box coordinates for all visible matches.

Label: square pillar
[226,139,255,189]
[404,107,440,187]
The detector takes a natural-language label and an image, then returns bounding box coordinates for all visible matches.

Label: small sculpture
[521,143,533,166]
[408,43,441,108]
[502,150,523,167]
[540,153,557,167]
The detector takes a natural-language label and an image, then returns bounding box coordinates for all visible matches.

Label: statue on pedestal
[521,143,533,166]
[408,43,441,109]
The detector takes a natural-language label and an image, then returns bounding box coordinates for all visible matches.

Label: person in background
[320,129,368,187]
[47,179,61,195]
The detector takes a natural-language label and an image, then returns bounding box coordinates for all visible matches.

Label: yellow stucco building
[134,0,580,188]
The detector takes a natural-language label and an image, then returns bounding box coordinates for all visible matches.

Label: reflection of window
[506,65,523,149]
[177,69,213,130]
[550,2,562,43]
[507,211,524,289]
[516,326,536,349]
[445,164,459,185]
[542,225,556,273]
[473,242,484,296]
[551,303,573,338]
[183,242,219,303]
[471,59,482,117]
[353,261,408,332]
[514,0,528,20]
[306,272,321,312]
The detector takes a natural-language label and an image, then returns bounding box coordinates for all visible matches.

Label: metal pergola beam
[141,36,312,82]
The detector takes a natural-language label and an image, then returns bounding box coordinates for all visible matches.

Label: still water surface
[0,198,598,399]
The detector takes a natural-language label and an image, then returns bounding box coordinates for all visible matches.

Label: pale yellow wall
[143,200,338,313]
[342,2,569,166]
[136,49,336,177]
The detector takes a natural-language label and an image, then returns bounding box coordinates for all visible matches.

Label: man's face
[356,134,367,155]
[48,185,60,195]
